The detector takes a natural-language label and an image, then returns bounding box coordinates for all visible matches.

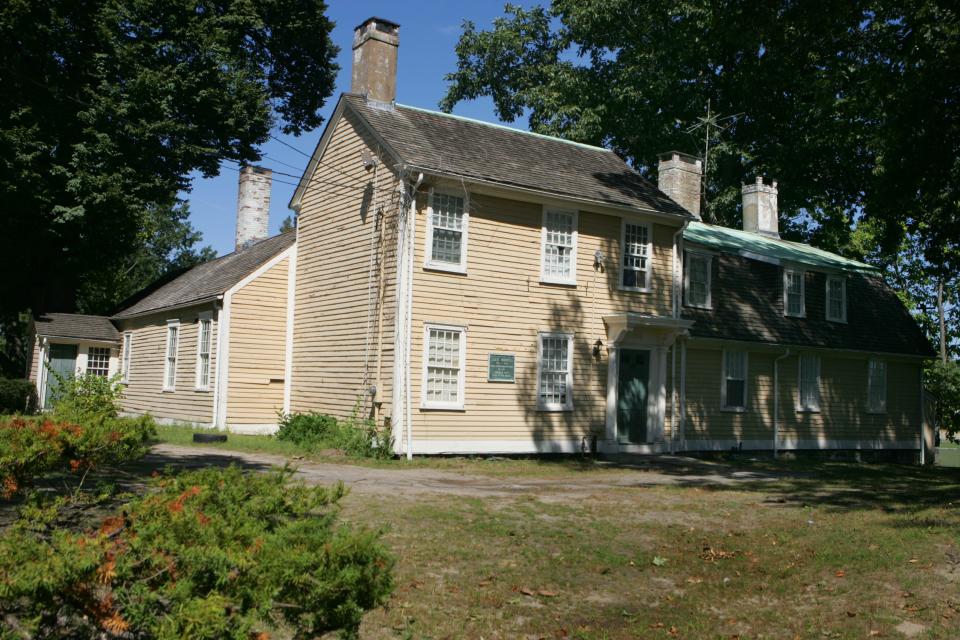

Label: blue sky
[184,1,538,256]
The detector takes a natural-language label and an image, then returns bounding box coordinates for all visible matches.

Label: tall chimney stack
[236,165,272,251]
[657,151,702,220]
[741,176,779,238]
[351,17,400,104]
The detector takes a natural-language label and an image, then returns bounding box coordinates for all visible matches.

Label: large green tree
[0,0,339,375]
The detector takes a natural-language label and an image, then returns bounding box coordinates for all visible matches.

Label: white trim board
[412,438,591,455]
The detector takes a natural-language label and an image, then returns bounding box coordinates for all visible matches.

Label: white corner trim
[282,244,297,414]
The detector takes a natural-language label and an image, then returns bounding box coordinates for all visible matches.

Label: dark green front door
[617,349,650,444]
[44,343,78,407]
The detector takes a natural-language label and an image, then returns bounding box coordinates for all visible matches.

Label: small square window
[87,347,111,378]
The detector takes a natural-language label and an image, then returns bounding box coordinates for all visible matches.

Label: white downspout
[404,173,423,460]
[670,223,688,453]
[773,349,791,459]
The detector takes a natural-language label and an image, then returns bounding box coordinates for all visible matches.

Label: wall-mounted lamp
[593,249,605,271]
[592,339,604,359]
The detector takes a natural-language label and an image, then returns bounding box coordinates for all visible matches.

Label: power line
[270,133,312,158]
[268,133,376,187]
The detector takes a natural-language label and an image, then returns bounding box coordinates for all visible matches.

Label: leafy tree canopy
[0,0,339,367]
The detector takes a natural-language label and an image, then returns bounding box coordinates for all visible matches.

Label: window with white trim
[163,321,179,391]
[537,332,574,411]
[422,324,466,409]
[867,358,887,413]
[620,220,651,290]
[195,317,212,390]
[722,350,747,410]
[685,251,712,308]
[798,355,821,411]
[541,209,577,284]
[784,268,805,317]
[121,333,132,383]
[425,191,468,271]
[826,275,847,322]
[87,347,111,378]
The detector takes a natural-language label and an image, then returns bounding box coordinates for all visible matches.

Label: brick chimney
[236,165,272,251]
[352,17,400,104]
[742,176,779,238]
[657,151,702,220]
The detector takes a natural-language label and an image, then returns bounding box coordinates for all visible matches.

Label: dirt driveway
[145,443,790,499]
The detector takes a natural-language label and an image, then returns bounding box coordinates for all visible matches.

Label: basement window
[425,191,468,272]
[422,324,466,410]
[620,220,652,291]
[867,358,887,413]
[541,209,578,285]
[537,332,574,411]
[783,268,806,317]
[87,347,111,378]
[826,275,847,322]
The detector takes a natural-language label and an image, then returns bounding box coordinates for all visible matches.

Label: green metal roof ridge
[684,221,879,275]
[395,103,612,153]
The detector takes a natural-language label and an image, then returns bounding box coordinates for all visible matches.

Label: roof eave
[112,295,223,321]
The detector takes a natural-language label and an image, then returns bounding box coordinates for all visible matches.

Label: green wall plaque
[487,353,515,382]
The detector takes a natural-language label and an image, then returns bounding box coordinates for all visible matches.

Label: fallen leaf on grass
[518,587,535,596]
[538,589,559,597]
[908,558,918,563]
[846,611,856,617]
[653,556,668,566]
[686,576,704,584]
[835,570,846,578]
[669,625,679,635]
[701,544,736,562]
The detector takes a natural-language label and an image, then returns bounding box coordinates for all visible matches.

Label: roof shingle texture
[113,232,295,319]
[344,95,692,218]
[34,313,120,343]
[683,253,934,356]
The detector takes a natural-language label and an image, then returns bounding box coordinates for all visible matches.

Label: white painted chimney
[236,165,272,251]
[742,176,779,238]
[657,151,703,220]
[352,17,400,104]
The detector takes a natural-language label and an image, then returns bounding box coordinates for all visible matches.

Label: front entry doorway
[44,343,78,407]
[617,348,650,444]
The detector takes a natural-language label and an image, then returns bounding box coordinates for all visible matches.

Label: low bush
[276,411,394,459]
[0,378,37,414]
[0,465,394,639]
[0,414,155,499]
[276,411,338,447]
[48,372,124,422]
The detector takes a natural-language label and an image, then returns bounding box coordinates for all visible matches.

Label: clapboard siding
[684,345,922,446]
[226,257,289,426]
[290,110,398,421]
[117,303,217,424]
[408,189,681,442]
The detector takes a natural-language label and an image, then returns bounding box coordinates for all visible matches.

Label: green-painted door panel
[45,343,77,407]
[617,349,650,444]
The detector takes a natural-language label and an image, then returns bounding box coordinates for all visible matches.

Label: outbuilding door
[44,343,77,407]
[617,348,650,444]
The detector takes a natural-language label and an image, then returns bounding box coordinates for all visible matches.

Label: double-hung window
[867,358,887,413]
[620,221,651,291]
[721,350,748,410]
[425,191,468,272]
[537,332,574,411]
[121,333,132,383]
[783,268,806,317]
[541,209,578,285]
[798,355,821,412]
[826,275,847,322]
[87,347,111,378]
[195,316,212,390]
[163,321,179,391]
[422,324,466,409]
[685,251,712,308]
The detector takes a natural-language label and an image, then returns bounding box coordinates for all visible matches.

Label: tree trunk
[938,279,947,364]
